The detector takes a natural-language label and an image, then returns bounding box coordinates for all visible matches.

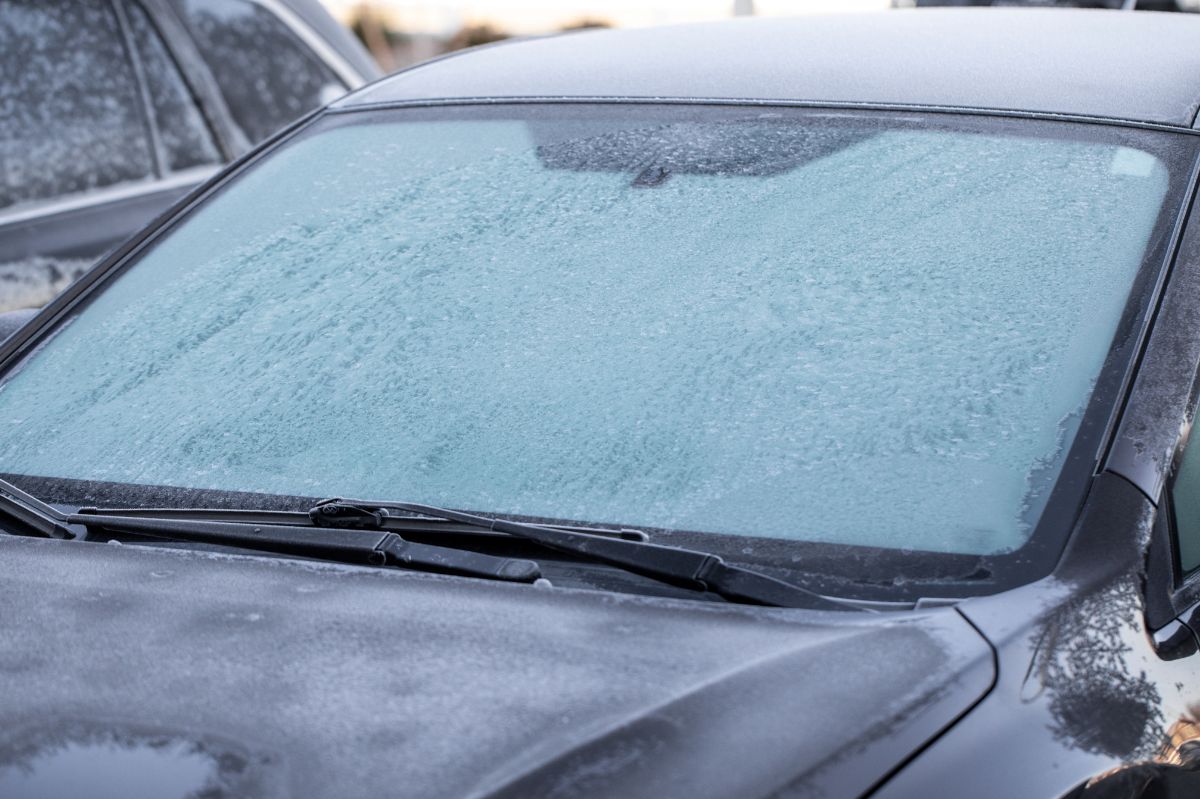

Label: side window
[125,0,222,173]
[169,0,347,143]
[0,0,155,212]
[1172,438,1200,577]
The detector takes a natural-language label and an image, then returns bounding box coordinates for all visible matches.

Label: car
[0,0,379,313]
[2,7,1200,798]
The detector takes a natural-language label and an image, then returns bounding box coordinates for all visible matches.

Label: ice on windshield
[0,111,1171,555]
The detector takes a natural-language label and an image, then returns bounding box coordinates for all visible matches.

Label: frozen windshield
[0,107,1178,556]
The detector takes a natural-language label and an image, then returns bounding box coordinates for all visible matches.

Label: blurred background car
[0,0,379,313]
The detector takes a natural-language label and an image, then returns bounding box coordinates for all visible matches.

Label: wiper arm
[0,478,74,538]
[0,476,859,609]
[312,499,866,612]
[0,478,539,583]
[65,510,541,583]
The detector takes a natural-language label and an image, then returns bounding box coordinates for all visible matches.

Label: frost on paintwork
[0,0,154,211]
[0,113,1171,555]
[0,535,992,798]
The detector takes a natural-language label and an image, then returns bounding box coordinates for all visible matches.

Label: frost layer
[0,114,1171,554]
[0,0,154,211]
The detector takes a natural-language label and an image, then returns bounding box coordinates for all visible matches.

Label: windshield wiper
[0,477,862,610]
[311,499,867,612]
[0,479,539,583]
[68,511,541,583]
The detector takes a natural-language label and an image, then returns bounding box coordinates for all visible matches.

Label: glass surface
[0,108,1178,556]
[126,0,222,173]
[1174,438,1200,575]
[0,0,154,211]
[170,0,345,143]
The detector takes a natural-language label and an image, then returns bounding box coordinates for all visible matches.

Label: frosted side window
[0,0,154,211]
[171,0,345,143]
[126,0,222,172]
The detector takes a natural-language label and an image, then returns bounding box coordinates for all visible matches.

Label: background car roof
[336,8,1200,129]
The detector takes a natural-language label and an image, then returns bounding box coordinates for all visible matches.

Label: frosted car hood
[0,536,994,799]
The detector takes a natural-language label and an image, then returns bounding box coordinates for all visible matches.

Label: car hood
[0,536,994,799]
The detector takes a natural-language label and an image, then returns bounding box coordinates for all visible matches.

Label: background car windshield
[0,107,1175,555]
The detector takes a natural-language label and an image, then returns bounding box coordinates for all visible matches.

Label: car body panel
[1107,170,1200,503]
[4,11,1200,798]
[0,169,215,262]
[0,534,993,799]
[339,10,1200,129]
[874,469,1200,798]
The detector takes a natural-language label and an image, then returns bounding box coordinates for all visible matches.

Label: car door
[0,0,228,312]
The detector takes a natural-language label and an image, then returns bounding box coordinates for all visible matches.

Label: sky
[324,0,894,35]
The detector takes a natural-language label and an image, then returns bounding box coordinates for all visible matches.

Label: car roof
[336,8,1200,129]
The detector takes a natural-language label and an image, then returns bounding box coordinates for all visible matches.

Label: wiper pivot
[310,501,388,529]
[69,511,540,583]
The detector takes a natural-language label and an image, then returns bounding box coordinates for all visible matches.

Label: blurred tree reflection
[347,3,397,70]
[559,18,613,31]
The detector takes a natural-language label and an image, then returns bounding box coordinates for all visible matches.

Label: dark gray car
[0,0,379,312]
[3,7,1200,798]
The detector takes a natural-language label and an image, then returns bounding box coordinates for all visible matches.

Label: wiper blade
[0,477,858,609]
[312,499,866,612]
[72,505,649,541]
[65,510,541,583]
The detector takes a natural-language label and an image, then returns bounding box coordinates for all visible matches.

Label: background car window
[125,0,222,173]
[0,0,155,212]
[170,0,346,143]
[1172,438,1200,576]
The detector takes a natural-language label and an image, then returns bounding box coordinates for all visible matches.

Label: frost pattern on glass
[0,0,154,211]
[126,0,221,173]
[0,115,1171,555]
[171,0,344,143]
